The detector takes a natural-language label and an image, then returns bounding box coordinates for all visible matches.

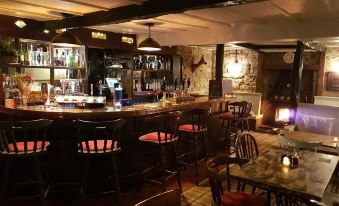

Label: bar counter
[0,96,226,120]
[0,96,232,191]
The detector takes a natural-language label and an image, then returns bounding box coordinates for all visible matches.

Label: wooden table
[230,146,338,201]
[285,131,338,148]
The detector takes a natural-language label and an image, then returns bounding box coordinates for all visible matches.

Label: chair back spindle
[235,132,259,160]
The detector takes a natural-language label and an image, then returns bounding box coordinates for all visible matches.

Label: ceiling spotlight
[137,23,161,52]
[15,20,26,29]
[43,29,50,34]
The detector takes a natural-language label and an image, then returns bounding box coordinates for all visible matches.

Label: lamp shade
[137,37,161,51]
[52,31,81,47]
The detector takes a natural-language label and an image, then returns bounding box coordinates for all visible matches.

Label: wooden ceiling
[0,0,146,20]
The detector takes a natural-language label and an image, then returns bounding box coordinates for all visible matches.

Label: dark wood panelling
[0,14,137,51]
[262,52,323,70]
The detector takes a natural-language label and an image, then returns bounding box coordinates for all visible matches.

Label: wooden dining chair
[206,155,267,206]
[134,188,181,206]
[0,119,53,206]
[74,118,125,205]
[235,132,259,160]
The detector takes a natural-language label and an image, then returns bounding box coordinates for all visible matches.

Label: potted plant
[0,39,17,64]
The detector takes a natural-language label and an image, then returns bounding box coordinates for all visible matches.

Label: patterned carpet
[180,131,339,206]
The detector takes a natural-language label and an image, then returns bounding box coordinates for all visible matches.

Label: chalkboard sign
[209,80,222,98]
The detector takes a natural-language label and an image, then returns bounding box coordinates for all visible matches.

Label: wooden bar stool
[218,101,248,151]
[0,119,53,206]
[137,112,182,192]
[74,119,125,205]
[177,107,210,185]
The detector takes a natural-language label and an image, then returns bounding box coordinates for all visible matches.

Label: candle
[282,156,290,167]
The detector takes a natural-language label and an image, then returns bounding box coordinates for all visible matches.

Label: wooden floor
[2,131,338,206]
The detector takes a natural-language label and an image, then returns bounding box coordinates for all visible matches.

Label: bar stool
[218,101,248,151]
[0,119,53,206]
[74,119,125,205]
[137,112,182,192]
[177,107,210,185]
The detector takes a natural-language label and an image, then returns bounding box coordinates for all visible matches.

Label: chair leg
[172,143,182,193]
[218,119,225,149]
[194,135,199,185]
[80,158,90,203]
[34,156,46,206]
[160,145,167,192]
[111,155,122,206]
[1,159,11,201]
[201,132,208,161]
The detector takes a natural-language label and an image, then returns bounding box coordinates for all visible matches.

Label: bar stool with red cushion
[74,119,125,205]
[0,119,53,206]
[206,155,267,206]
[177,107,210,185]
[137,112,182,192]
[218,101,248,152]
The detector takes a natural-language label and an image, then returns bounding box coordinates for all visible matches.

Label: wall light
[15,20,26,28]
[330,60,339,73]
[122,36,134,44]
[43,29,50,34]
[92,32,106,40]
[227,50,243,78]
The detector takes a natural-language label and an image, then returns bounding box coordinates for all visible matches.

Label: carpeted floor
[180,131,339,206]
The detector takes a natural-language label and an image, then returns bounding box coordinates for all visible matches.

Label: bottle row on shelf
[133,55,170,70]
[14,43,83,68]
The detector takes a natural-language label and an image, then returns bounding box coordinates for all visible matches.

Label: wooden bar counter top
[0,96,229,120]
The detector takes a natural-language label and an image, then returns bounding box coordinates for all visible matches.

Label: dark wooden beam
[235,43,261,52]
[289,40,304,123]
[215,44,224,81]
[44,0,235,29]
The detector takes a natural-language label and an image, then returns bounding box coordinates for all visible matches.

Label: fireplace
[275,107,291,126]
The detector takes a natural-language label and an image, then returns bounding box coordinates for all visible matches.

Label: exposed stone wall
[223,49,259,92]
[319,47,339,97]
[176,46,215,94]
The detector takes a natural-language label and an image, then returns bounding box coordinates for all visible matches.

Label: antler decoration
[191,55,207,72]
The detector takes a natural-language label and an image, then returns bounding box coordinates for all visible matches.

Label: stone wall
[223,49,259,92]
[176,46,215,94]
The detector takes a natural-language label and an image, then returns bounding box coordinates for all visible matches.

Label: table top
[230,146,338,201]
[285,131,338,148]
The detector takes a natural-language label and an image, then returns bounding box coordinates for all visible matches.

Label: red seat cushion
[179,124,206,132]
[221,192,266,206]
[139,132,176,143]
[7,141,49,153]
[80,140,119,153]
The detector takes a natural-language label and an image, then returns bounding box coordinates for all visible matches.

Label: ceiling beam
[44,0,238,29]
[3,0,84,16]
[268,0,300,21]
[59,0,110,11]
[125,0,145,5]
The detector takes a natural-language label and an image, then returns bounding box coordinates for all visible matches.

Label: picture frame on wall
[326,72,339,91]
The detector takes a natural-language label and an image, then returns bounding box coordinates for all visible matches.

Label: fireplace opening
[275,107,290,123]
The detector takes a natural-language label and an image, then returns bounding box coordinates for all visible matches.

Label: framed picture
[326,72,339,91]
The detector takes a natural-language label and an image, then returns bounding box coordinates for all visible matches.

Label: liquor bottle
[41,47,45,66]
[61,52,65,66]
[45,47,50,66]
[24,44,29,65]
[161,76,166,91]
[36,47,41,66]
[74,49,80,68]
[29,44,34,66]
[69,50,75,68]
[3,77,10,99]
[174,76,178,91]
[65,50,70,67]
[19,44,24,64]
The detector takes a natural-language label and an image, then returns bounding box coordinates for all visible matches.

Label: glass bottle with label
[24,44,29,65]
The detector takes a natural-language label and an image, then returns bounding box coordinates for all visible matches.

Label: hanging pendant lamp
[137,23,161,51]
[52,29,81,47]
